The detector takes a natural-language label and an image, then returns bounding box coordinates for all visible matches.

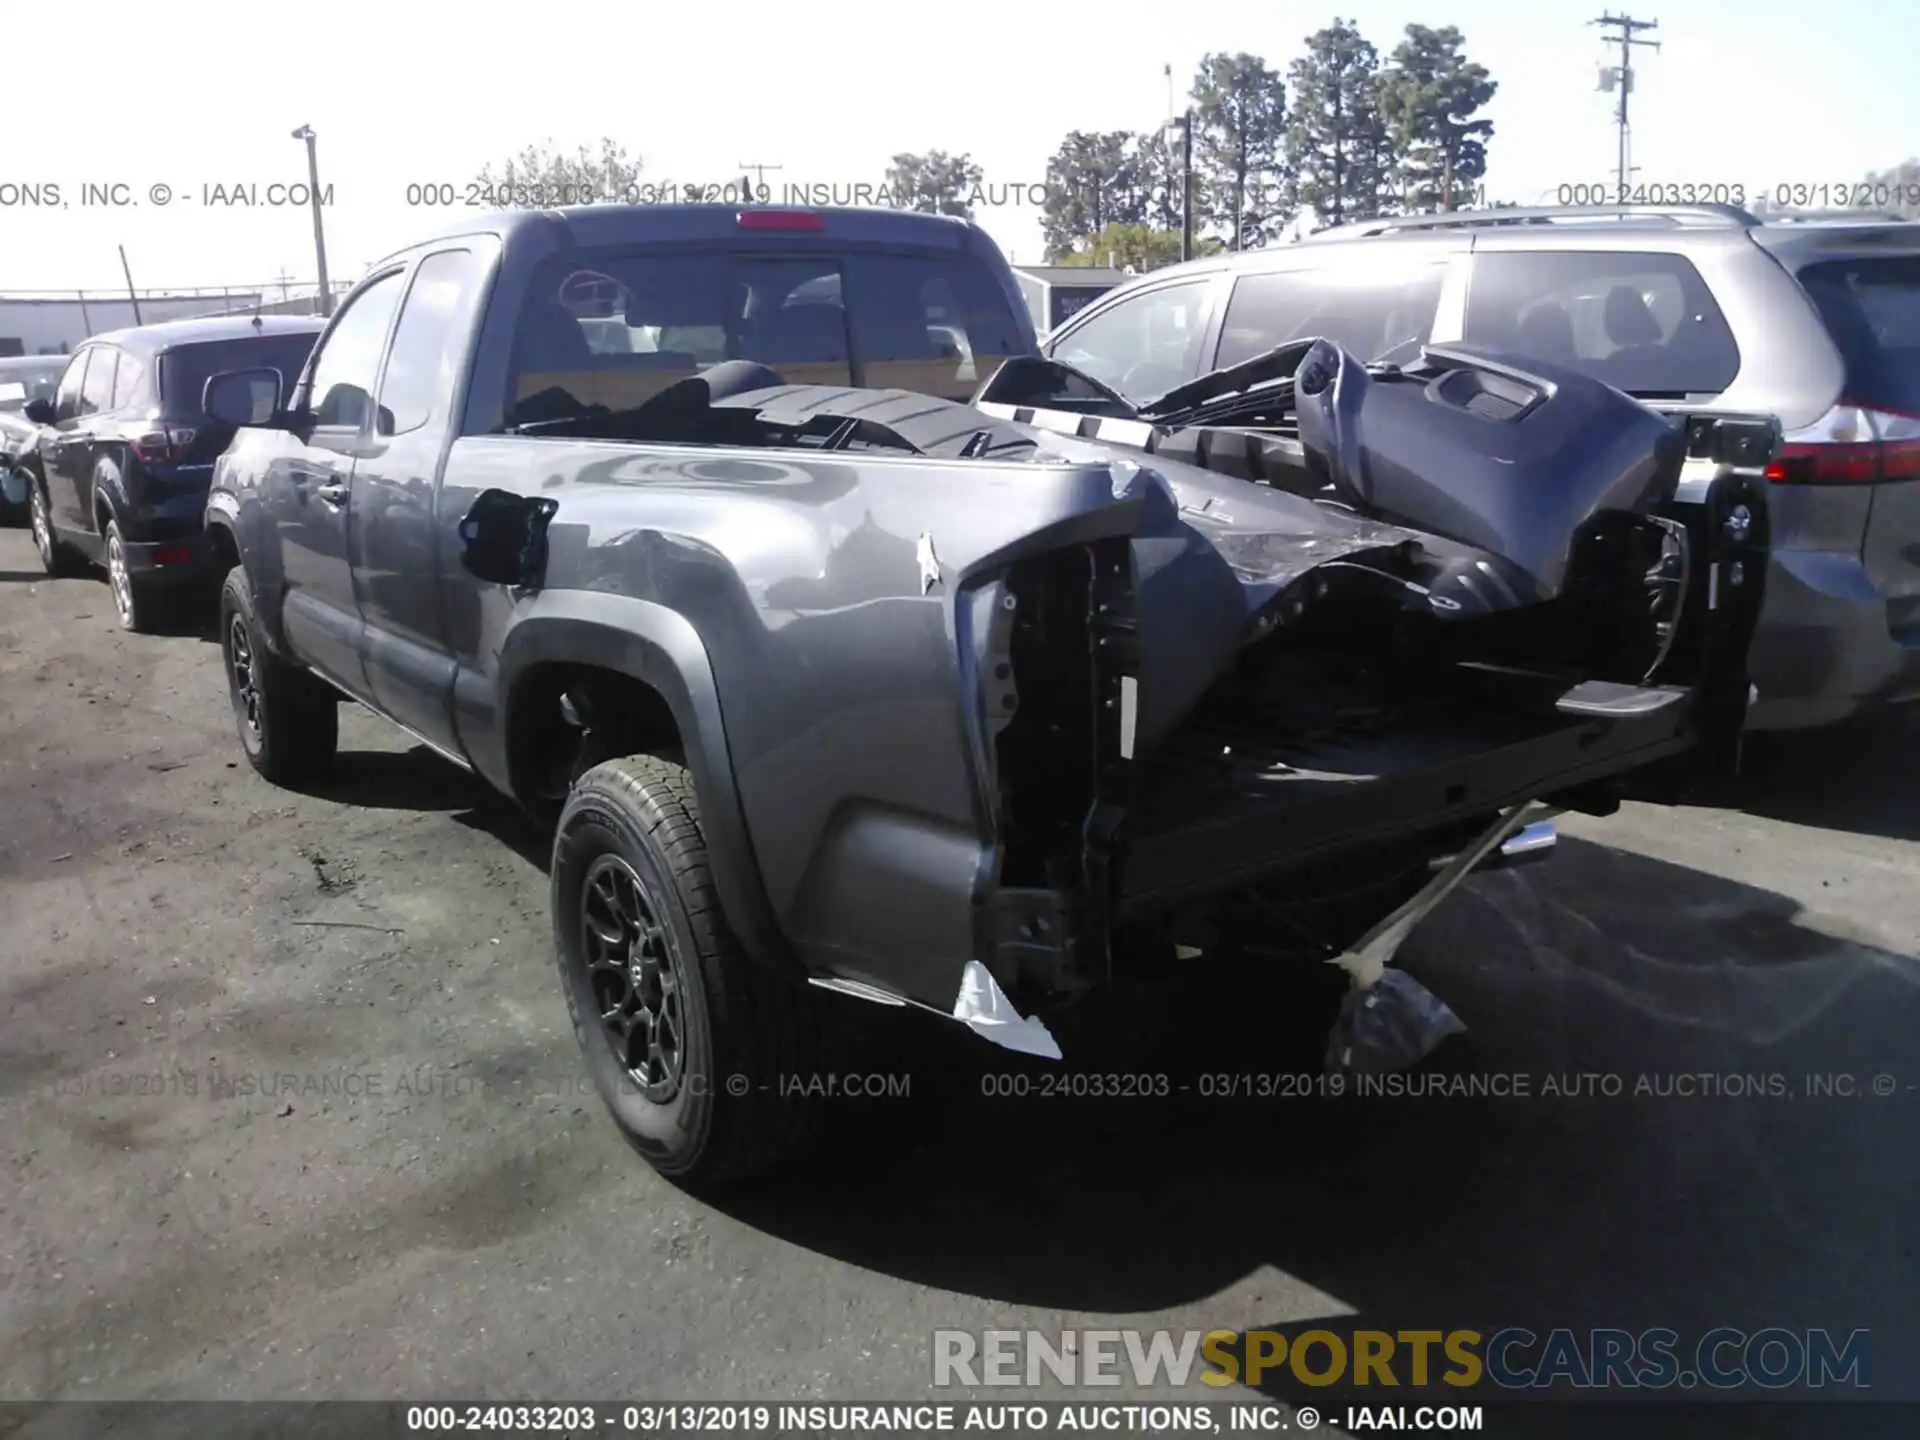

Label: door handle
[316,482,349,506]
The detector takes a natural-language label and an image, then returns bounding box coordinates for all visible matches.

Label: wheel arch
[495,595,796,977]
[92,456,127,533]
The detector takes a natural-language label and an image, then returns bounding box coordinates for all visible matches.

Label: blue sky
[3,0,1914,293]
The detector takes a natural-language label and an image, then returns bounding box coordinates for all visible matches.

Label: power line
[737,161,784,198]
[1590,13,1660,199]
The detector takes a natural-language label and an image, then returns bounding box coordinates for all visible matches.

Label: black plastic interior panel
[1293,339,1689,599]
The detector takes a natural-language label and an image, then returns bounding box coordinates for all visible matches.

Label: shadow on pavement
[708,838,1916,1429]
[1714,710,1920,842]
[298,746,488,813]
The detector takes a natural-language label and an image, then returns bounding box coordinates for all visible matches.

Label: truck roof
[394,202,983,264]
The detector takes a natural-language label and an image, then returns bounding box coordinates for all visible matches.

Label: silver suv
[1041,204,1920,731]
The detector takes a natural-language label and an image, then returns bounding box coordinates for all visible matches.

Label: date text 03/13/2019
[401,1401,1478,1433]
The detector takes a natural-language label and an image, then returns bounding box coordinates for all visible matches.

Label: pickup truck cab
[208,203,1770,1186]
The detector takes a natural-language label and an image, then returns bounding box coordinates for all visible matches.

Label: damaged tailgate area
[975,338,1775,1019]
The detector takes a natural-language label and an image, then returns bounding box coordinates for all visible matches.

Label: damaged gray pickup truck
[203,204,1776,1185]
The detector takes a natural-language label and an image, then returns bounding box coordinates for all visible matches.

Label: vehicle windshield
[505,247,1028,426]
[158,333,320,415]
[1795,254,1920,415]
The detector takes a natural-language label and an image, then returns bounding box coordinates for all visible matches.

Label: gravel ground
[2,524,1915,1435]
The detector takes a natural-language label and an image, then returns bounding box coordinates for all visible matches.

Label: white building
[0,293,266,357]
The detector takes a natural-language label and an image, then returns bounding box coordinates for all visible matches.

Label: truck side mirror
[23,397,55,425]
[203,368,285,427]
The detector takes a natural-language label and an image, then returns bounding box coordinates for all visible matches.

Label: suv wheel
[553,754,837,1187]
[219,567,338,784]
[30,479,84,577]
[103,520,160,632]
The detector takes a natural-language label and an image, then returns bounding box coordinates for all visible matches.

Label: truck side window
[307,271,405,431]
[376,249,487,436]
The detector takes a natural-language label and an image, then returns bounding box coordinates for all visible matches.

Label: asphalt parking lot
[2,523,1916,1432]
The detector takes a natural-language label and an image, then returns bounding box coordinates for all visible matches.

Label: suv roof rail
[1762,208,1915,225]
[1309,202,1763,239]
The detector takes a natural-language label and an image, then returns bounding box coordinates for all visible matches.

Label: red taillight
[1762,403,1920,485]
[129,425,198,465]
[1764,440,1883,484]
[735,209,825,232]
[151,544,193,567]
[1884,437,1920,480]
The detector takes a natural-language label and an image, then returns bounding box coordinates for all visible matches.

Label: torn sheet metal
[952,960,1064,1060]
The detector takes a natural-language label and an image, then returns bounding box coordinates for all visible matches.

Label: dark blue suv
[24,314,323,630]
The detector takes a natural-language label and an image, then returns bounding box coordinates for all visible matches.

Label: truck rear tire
[220,567,338,785]
[553,754,835,1187]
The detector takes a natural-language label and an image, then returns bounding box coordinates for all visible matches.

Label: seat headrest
[1603,285,1663,348]
[516,299,594,372]
[748,304,848,363]
[1515,304,1577,362]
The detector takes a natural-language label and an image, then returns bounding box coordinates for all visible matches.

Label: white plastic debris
[952,960,1064,1060]
[1326,970,1467,1074]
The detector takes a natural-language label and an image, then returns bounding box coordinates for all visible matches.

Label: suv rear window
[507,248,1027,424]
[1463,251,1740,397]
[160,334,320,415]
[1794,255,1920,415]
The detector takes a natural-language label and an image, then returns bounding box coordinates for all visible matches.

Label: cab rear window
[506,248,1027,425]
[1795,255,1920,416]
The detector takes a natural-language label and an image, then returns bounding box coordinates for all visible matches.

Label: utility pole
[738,161,783,201]
[1179,109,1194,262]
[117,245,143,325]
[1590,13,1659,202]
[290,126,333,316]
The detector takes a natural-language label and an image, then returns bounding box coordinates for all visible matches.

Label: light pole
[291,125,333,316]
[1164,111,1194,262]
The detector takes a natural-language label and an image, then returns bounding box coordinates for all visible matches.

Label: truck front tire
[552,755,835,1187]
[220,567,338,785]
